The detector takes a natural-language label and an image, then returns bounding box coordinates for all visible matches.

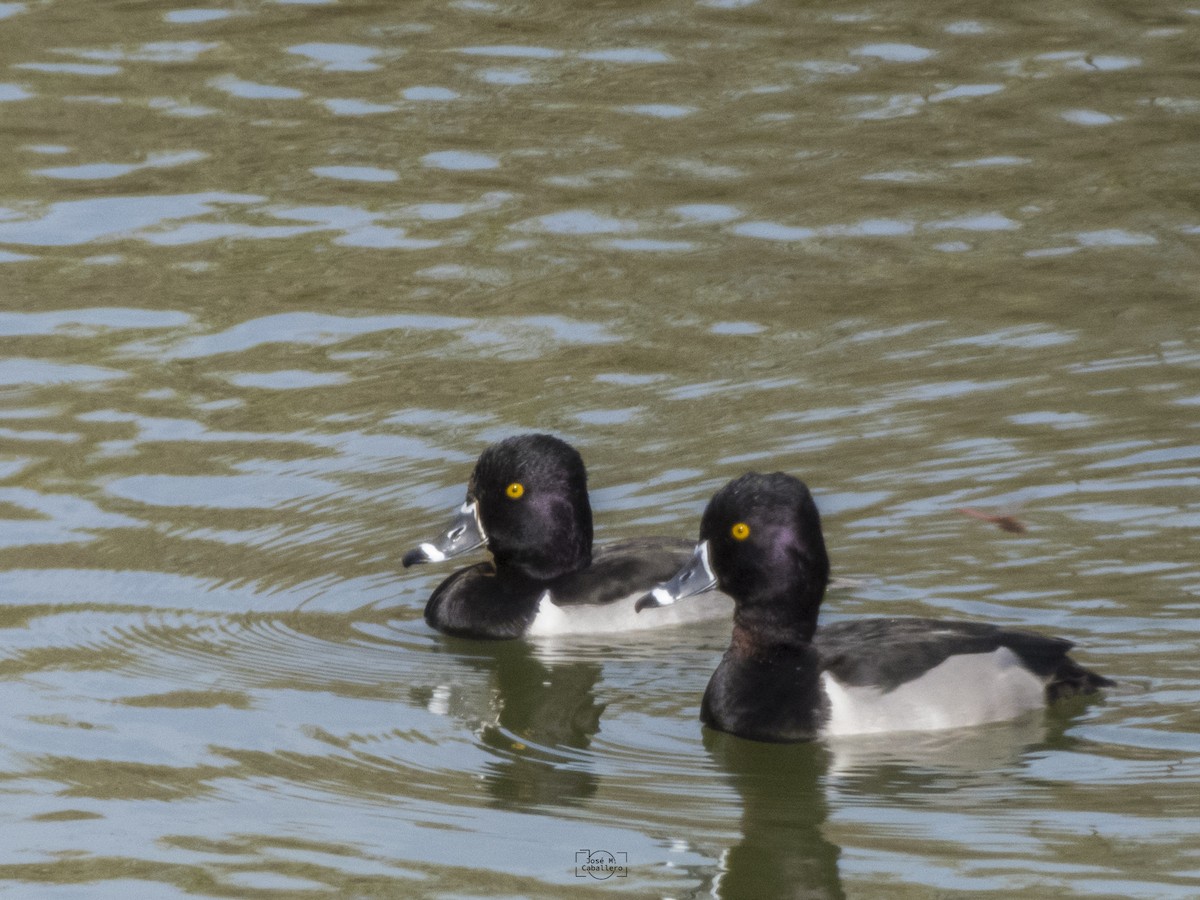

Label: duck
[636,472,1113,743]
[403,433,731,639]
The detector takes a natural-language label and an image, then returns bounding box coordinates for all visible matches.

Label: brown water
[2,0,1199,896]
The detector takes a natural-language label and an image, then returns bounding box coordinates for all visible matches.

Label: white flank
[524,589,732,637]
[525,590,566,636]
[821,647,1046,736]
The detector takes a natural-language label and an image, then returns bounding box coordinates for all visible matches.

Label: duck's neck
[733,584,822,646]
[495,533,592,583]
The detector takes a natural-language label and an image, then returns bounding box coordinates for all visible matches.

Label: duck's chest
[700,641,828,743]
[424,566,544,639]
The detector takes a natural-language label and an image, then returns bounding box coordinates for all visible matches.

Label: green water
[1,0,1198,896]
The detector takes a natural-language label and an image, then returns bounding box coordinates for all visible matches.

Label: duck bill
[635,541,717,612]
[402,500,487,567]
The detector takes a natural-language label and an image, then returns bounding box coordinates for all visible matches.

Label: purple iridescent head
[699,472,829,617]
[468,433,593,580]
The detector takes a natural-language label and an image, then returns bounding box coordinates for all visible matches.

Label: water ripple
[0,83,33,101]
[106,473,338,510]
[287,43,386,72]
[0,358,127,386]
[851,43,937,62]
[15,62,122,76]
[459,45,564,60]
[421,150,500,170]
[143,312,471,359]
[0,308,191,335]
[0,193,259,246]
[163,9,234,24]
[33,150,207,181]
[209,76,305,101]
[66,41,220,64]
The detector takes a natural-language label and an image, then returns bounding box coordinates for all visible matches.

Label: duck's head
[638,472,828,637]
[404,433,593,581]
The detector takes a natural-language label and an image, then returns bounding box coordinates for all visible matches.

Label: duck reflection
[412,640,606,808]
[822,712,1053,784]
[703,712,1072,899]
[704,731,844,900]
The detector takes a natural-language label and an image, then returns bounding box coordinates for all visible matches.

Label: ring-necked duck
[637,472,1112,743]
[404,434,731,639]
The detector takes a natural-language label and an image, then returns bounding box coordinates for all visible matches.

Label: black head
[699,472,829,639]
[469,433,593,580]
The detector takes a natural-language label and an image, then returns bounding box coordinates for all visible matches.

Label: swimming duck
[637,472,1112,743]
[404,434,731,639]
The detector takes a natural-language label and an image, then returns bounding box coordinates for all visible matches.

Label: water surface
[1,0,1199,896]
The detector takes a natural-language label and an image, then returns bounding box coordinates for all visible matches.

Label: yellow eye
[731,522,750,540]
[505,482,525,499]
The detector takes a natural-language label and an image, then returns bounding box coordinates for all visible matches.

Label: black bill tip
[634,590,667,613]
[401,548,428,568]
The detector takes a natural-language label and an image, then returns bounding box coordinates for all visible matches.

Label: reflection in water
[705,733,843,900]
[825,713,1052,782]
[421,641,606,808]
[703,705,1100,899]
